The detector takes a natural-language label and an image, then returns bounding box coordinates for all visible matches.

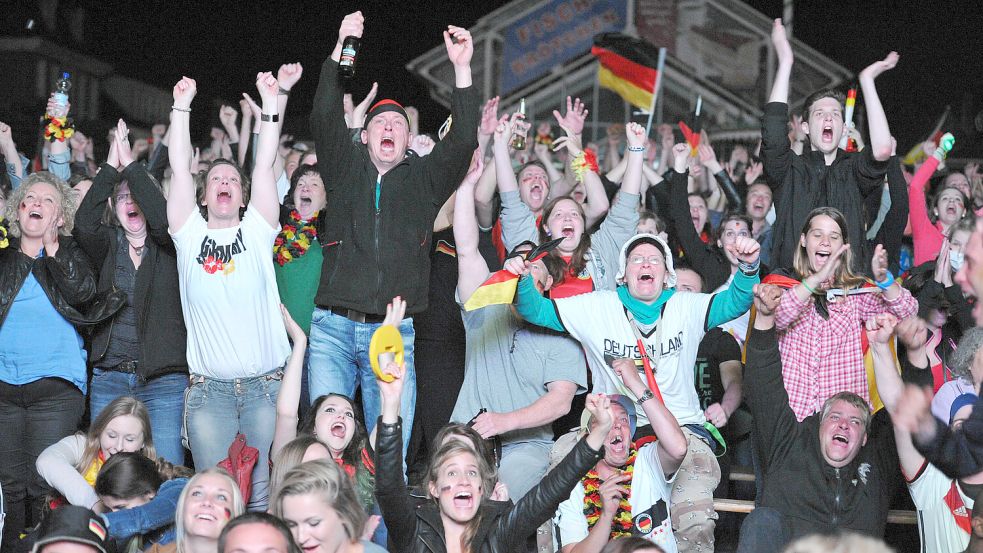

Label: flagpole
[645,47,667,137]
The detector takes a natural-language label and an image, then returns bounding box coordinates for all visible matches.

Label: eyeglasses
[114,193,131,203]
[628,255,664,265]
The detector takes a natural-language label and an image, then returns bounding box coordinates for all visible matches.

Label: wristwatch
[636,389,655,405]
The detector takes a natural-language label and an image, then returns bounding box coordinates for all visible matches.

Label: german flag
[591,33,662,111]
[463,269,519,312]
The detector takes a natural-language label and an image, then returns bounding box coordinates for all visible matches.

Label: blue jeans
[737,507,789,553]
[90,369,188,465]
[308,309,416,464]
[183,370,281,511]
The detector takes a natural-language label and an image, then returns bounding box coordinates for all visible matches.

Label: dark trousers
[0,378,84,550]
[737,506,790,553]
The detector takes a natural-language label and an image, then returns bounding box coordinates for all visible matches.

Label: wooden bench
[713,498,918,525]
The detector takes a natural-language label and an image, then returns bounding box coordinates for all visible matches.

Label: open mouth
[380,137,395,151]
[814,250,831,266]
[127,209,140,219]
[330,422,347,439]
[822,124,834,143]
[195,513,216,522]
[639,273,654,282]
[608,434,627,454]
[217,190,232,201]
[832,433,849,446]
[29,210,43,220]
[453,491,474,509]
[299,196,312,209]
[561,225,574,238]
[529,183,543,201]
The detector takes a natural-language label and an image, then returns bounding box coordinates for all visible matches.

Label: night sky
[3,1,982,155]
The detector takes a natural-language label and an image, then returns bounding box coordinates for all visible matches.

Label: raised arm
[553,123,609,225]
[272,306,308,457]
[0,122,22,182]
[858,52,899,162]
[166,77,198,232]
[613,358,687,475]
[249,72,283,227]
[767,19,793,104]
[374,349,417,553]
[474,97,500,228]
[454,152,492,303]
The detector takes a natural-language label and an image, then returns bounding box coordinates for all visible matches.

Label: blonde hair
[4,171,76,237]
[77,396,156,474]
[174,468,245,553]
[269,436,327,500]
[425,440,494,553]
[272,460,364,543]
[792,207,866,289]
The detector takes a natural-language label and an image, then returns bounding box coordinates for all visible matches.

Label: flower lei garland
[44,115,75,142]
[570,148,599,183]
[583,447,637,539]
[274,210,318,266]
[0,218,9,249]
[535,130,554,148]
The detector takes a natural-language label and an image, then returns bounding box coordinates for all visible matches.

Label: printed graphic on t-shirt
[633,500,671,540]
[196,229,246,275]
[602,332,684,362]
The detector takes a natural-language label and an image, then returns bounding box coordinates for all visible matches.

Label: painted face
[935,188,966,227]
[799,214,844,275]
[597,403,632,468]
[292,173,327,220]
[688,195,708,233]
[112,182,147,236]
[746,184,773,220]
[313,396,356,459]
[818,400,868,468]
[545,198,585,255]
[360,112,409,169]
[674,268,703,293]
[624,243,668,303]
[282,492,349,553]
[717,220,751,266]
[183,474,236,539]
[518,165,550,213]
[803,97,845,156]
[99,414,145,458]
[221,522,291,553]
[428,451,483,525]
[17,182,64,239]
[202,164,245,222]
[944,172,971,199]
[99,493,153,512]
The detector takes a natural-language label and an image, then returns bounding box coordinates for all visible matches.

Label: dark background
[2,0,982,154]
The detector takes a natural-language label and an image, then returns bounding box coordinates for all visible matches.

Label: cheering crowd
[2,10,983,553]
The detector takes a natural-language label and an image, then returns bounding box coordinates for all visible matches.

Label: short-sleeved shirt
[908,462,975,553]
[694,327,742,411]
[554,442,676,552]
[171,209,290,378]
[554,290,712,427]
[451,302,586,444]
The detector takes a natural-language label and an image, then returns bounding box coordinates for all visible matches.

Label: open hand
[478,97,500,137]
[351,82,379,128]
[280,304,306,344]
[584,393,613,433]
[811,243,850,288]
[871,243,889,282]
[115,119,134,167]
[859,51,899,82]
[382,296,407,327]
[552,96,587,136]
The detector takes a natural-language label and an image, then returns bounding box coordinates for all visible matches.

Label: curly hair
[951,326,983,386]
[4,171,76,237]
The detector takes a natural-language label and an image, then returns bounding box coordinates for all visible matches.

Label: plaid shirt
[776,286,917,421]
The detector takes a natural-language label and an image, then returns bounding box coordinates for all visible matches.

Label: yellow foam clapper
[369,325,403,383]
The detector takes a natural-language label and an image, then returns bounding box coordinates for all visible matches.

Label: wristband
[738,259,760,275]
[260,113,280,123]
[801,280,817,295]
[876,270,895,290]
[171,106,191,113]
[627,145,645,152]
[636,389,655,405]
[278,86,291,96]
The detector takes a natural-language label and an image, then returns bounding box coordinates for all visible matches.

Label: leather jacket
[375,417,603,553]
[0,235,123,328]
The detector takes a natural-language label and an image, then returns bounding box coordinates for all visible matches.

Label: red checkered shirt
[775,286,917,421]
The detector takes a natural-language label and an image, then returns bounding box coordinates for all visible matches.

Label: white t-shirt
[908,462,974,553]
[555,291,710,426]
[171,208,290,378]
[554,442,676,552]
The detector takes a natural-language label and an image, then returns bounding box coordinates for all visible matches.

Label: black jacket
[0,235,121,327]
[745,326,900,540]
[310,58,480,316]
[915,393,983,479]
[375,417,603,553]
[760,102,889,275]
[668,169,733,291]
[72,162,188,380]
